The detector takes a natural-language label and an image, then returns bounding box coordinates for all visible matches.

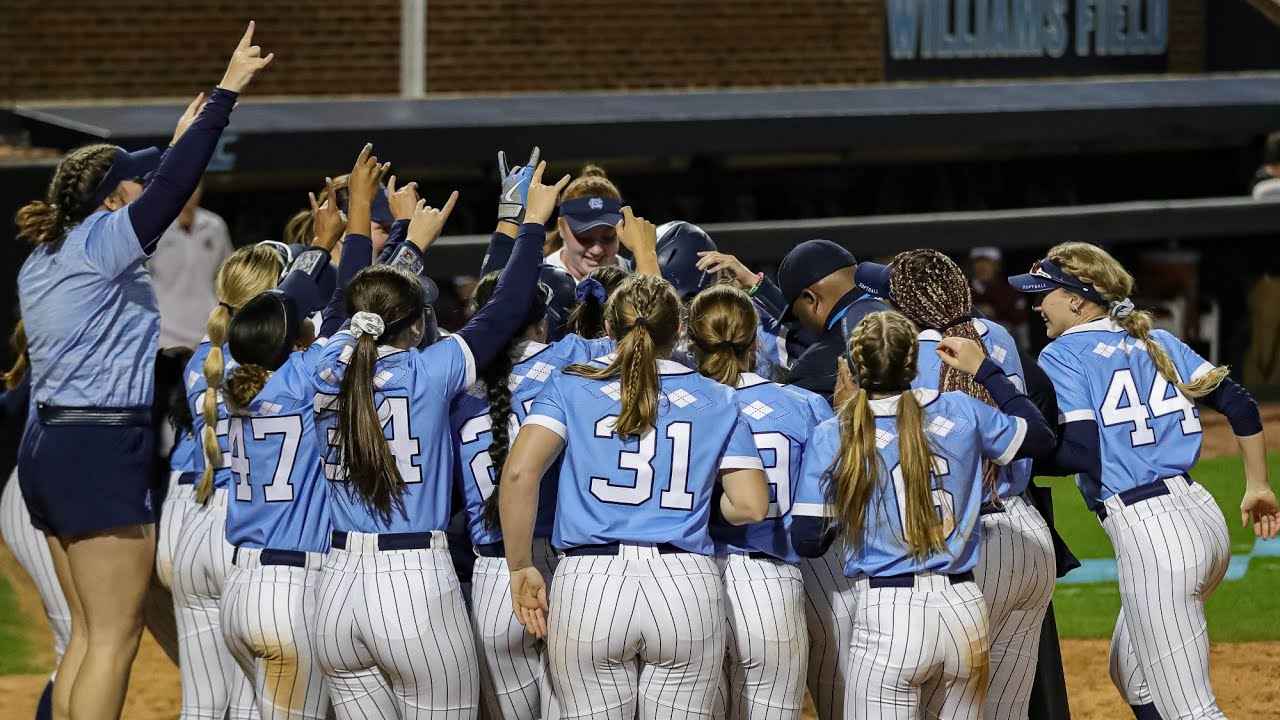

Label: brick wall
[0,1,1208,102]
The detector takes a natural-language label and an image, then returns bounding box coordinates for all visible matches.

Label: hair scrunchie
[1109,297,1135,320]
[575,277,607,305]
[350,311,386,340]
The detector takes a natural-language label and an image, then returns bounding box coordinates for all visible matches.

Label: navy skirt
[19,408,156,538]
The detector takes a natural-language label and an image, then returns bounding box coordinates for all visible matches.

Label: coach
[12,24,271,720]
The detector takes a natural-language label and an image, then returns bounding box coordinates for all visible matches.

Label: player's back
[226,344,331,553]
[913,318,1033,499]
[528,356,761,554]
[712,373,833,562]
[185,339,235,487]
[451,334,614,546]
[315,330,475,534]
[1038,318,1209,506]
[817,389,1025,578]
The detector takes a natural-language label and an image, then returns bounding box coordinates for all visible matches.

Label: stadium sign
[885,0,1169,79]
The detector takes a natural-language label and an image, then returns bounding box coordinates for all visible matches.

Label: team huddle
[4,23,1280,720]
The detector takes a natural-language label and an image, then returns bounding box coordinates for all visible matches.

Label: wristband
[747,272,765,296]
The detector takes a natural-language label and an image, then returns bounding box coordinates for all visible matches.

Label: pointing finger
[529,160,546,187]
[237,20,255,51]
[551,173,571,193]
[355,143,373,167]
[308,191,319,214]
[526,146,541,170]
[439,190,459,223]
[497,150,510,178]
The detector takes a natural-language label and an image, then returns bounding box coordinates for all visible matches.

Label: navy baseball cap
[656,221,717,300]
[90,146,163,207]
[560,196,623,236]
[777,239,856,320]
[854,261,892,300]
[336,185,396,228]
[1008,257,1106,304]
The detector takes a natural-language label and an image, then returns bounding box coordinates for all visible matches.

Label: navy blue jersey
[449,335,614,546]
[314,331,476,534]
[794,389,1027,577]
[225,342,332,552]
[525,356,763,554]
[712,373,834,563]
[1038,318,1212,509]
[185,339,236,489]
[912,319,1033,499]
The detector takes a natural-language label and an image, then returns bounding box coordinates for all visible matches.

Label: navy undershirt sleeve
[975,359,1056,460]
[458,223,545,369]
[319,234,374,338]
[1200,376,1263,437]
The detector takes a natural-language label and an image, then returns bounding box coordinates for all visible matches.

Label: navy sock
[34,679,53,720]
[1131,702,1162,720]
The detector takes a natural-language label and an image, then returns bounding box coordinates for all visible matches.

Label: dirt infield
[1,404,1277,719]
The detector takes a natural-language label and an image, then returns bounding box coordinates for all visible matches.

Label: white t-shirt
[543,248,631,283]
[148,207,234,348]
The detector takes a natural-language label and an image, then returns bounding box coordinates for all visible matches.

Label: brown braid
[16,144,118,246]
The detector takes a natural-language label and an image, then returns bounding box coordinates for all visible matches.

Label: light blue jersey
[169,429,200,476]
[450,335,615,547]
[18,208,160,407]
[185,340,237,489]
[793,389,1027,577]
[315,331,476,534]
[754,325,788,380]
[912,319,1033,499]
[225,342,332,553]
[711,373,834,563]
[1037,317,1213,510]
[525,356,763,555]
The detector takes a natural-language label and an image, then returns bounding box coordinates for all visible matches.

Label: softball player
[175,243,283,720]
[791,311,1054,720]
[497,272,771,720]
[686,284,833,720]
[1008,243,1280,719]
[451,268,612,720]
[313,158,564,719]
[860,250,1057,719]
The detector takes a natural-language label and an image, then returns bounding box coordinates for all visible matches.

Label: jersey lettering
[1101,369,1199,447]
[589,417,695,510]
[753,431,792,518]
[891,456,956,539]
[229,415,304,503]
[458,399,531,501]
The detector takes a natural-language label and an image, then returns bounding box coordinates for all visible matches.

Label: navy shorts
[19,420,156,538]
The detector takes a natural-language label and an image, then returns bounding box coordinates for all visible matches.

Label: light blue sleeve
[806,392,836,425]
[1038,343,1094,424]
[720,415,765,470]
[792,421,837,521]
[965,398,1027,467]
[84,208,145,279]
[416,334,478,399]
[524,374,569,439]
[1150,329,1216,384]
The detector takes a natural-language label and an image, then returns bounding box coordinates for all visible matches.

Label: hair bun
[580,164,608,178]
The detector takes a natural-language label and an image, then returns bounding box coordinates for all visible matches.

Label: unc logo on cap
[588,198,604,210]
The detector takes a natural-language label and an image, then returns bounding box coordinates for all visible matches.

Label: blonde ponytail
[828,387,880,551]
[897,389,946,557]
[688,285,757,388]
[194,245,285,504]
[1049,242,1230,399]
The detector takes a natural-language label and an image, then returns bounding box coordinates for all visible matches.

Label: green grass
[0,572,35,674]
[1045,453,1280,640]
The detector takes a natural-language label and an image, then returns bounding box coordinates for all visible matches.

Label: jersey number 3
[590,417,694,510]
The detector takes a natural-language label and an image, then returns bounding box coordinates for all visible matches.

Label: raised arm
[936,337,1056,461]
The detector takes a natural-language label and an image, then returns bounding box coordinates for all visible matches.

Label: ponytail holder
[350,311,386,340]
[1109,298,1135,320]
[630,316,649,332]
[575,278,607,305]
[218,301,236,313]
[942,314,973,330]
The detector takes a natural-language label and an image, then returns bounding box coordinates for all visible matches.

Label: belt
[37,403,150,427]
[475,541,505,558]
[979,501,1005,516]
[1096,476,1193,522]
[176,471,198,486]
[563,542,685,557]
[868,570,975,589]
[232,547,307,568]
[331,530,434,551]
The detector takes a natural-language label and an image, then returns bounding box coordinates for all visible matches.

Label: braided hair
[471,271,548,529]
[16,144,118,246]
[565,274,681,438]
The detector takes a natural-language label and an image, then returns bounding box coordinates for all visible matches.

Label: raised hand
[696,250,758,290]
[407,191,460,252]
[170,92,207,146]
[616,206,660,276]
[386,175,420,222]
[219,21,274,94]
[497,146,541,224]
[935,336,986,376]
[309,177,345,253]
[523,161,572,226]
[348,143,390,208]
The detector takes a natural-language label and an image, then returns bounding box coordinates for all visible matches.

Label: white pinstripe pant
[719,554,807,720]
[314,531,480,720]
[971,497,1055,720]
[1,469,71,662]
[171,487,259,720]
[222,548,332,720]
[1102,478,1229,720]
[470,538,559,720]
[157,475,199,592]
[846,576,990,720]
[548,548,725,720]
[799,547,858,720]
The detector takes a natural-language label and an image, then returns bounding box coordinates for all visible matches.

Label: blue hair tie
[575,278,607,305]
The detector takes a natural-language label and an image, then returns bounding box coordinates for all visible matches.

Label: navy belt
[232,547,307,568]
[475,541,505,558]
[563,542,685,557]
[746,551,779,561]
[1096,476,1193,522]
[331,530,434,551]
[868,570,975,589]
[177,471,198,486]
[979,501,1005,516]
[38,403,150,427]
